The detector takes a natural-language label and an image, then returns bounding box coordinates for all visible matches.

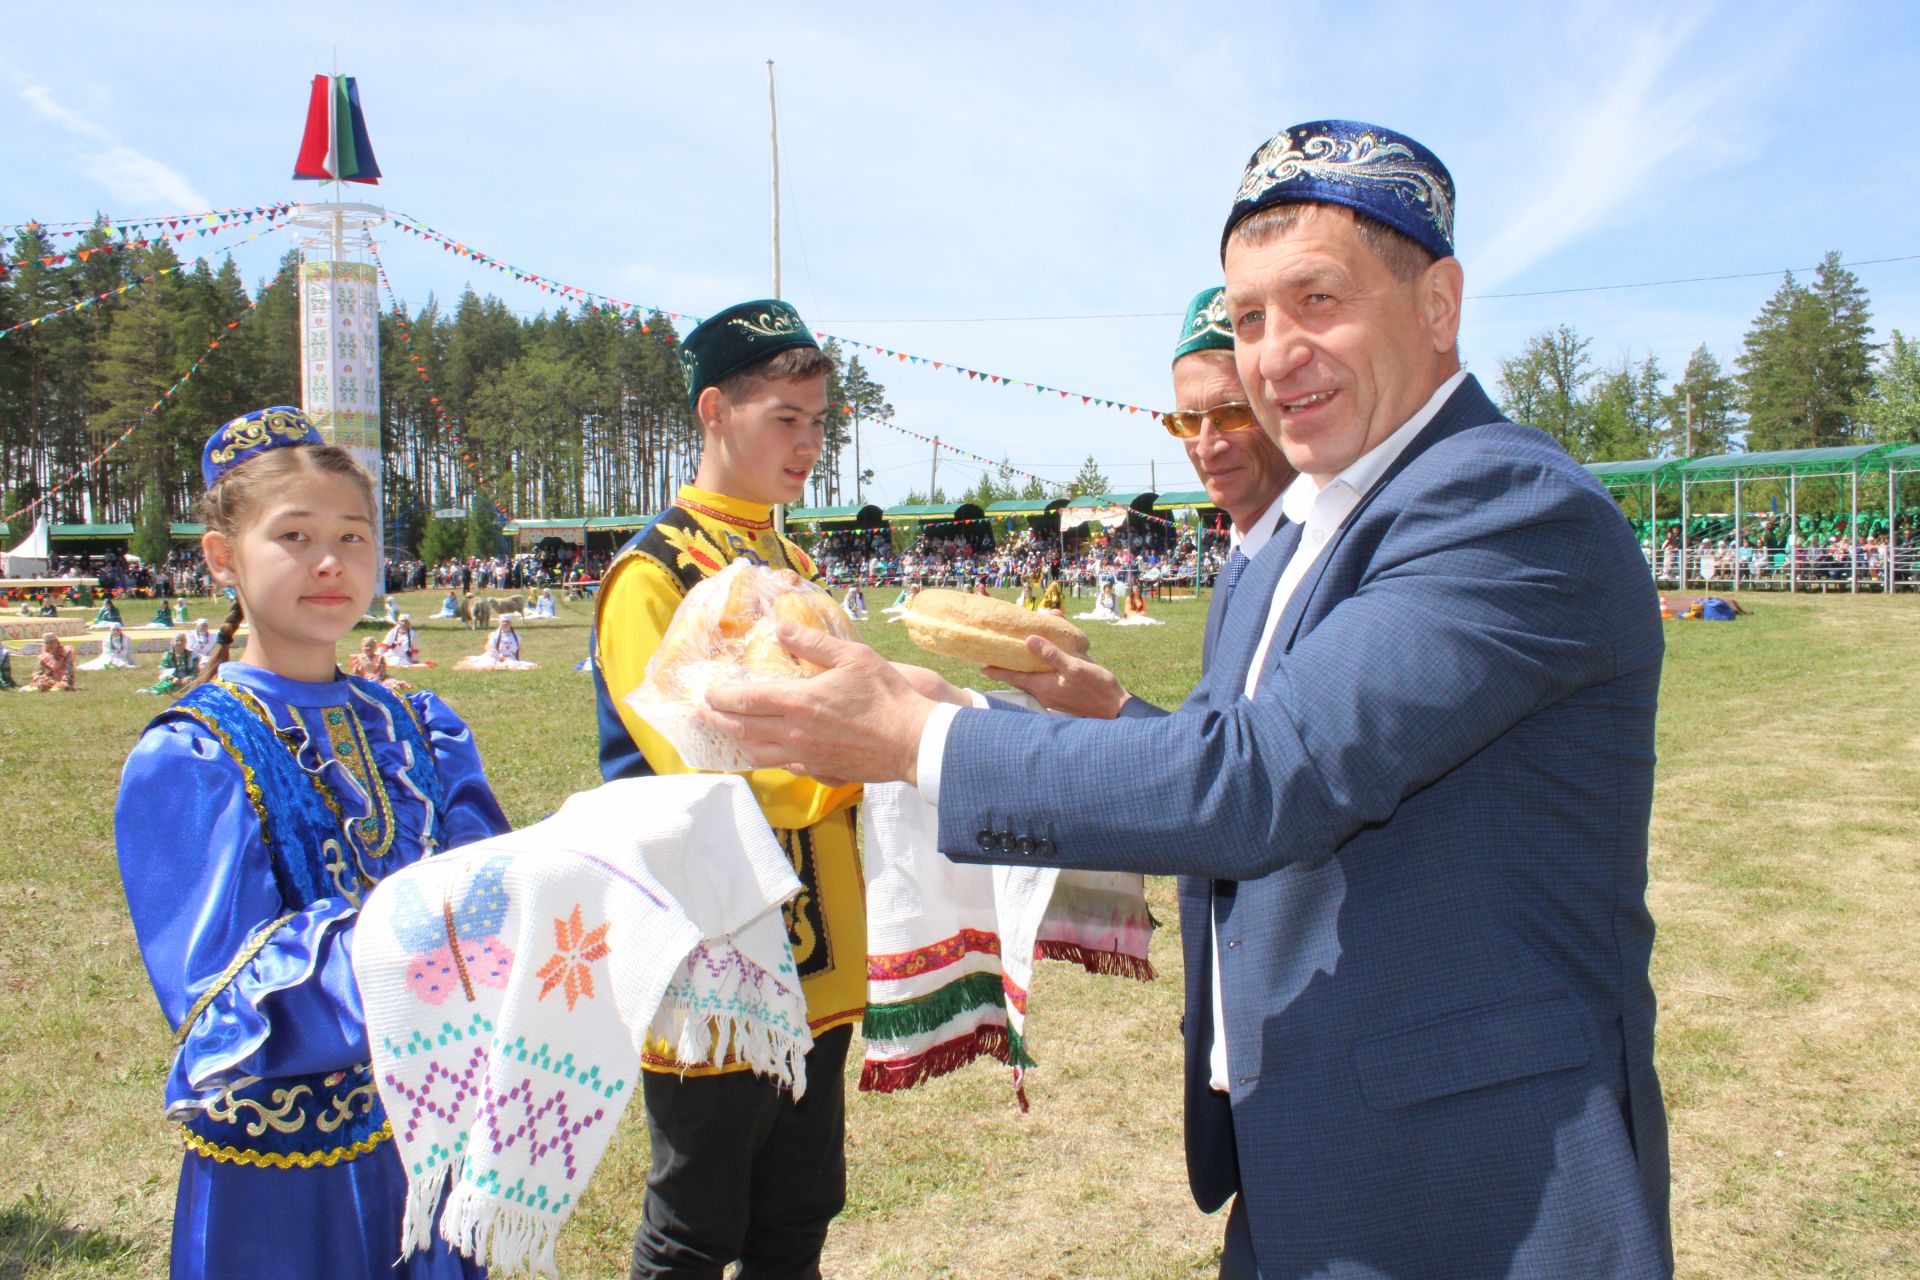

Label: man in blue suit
[705,120,1672,1279]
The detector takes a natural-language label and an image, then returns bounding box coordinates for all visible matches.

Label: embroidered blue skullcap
[201,406,324,489]
[1222,120,1455,262]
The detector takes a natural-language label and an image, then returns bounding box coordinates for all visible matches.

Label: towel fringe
[442,1185,561,1279]
[1035,940,1157,981]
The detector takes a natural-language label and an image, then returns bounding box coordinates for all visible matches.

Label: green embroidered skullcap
[678,299,821,414]
[1172,286,1233,365]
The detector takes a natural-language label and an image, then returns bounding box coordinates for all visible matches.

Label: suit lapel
[1201,560,1232,673]
[1213,521,1301,700]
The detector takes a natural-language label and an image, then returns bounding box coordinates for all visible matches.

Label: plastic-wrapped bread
[902,588,1090,673]
[625,561,860,770]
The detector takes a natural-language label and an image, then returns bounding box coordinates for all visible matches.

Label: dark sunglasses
[1161,402,1259,439]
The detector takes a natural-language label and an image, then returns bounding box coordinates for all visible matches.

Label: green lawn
[0,587,1915,1277]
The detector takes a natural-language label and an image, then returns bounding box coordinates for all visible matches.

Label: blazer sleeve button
[1036,839,1057,857]
[976,830,996,851]
[1016,835,1037,856]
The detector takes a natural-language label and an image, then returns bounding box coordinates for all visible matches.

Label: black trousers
[629,1025,852,1280]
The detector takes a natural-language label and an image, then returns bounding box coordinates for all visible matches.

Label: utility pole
[1685,389,1694,459]
[930,436,940,501]
[853,410,864,504]
[1150,459,1157,492]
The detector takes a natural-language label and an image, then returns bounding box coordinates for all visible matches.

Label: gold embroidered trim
[218,680,348,827]
[673,495,772,531]
[179,1118,393,1168]
[171,912,299,1049]
[319,702,397,862]
[169,705,275,849]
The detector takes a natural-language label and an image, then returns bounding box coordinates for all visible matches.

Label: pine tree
[465,496,502,559]
[131,472,172,567]
[1069,454,1110,497]
[1663,345,1738,457]
[1739,256,1877,450]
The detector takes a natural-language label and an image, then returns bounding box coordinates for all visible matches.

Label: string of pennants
[382,210,1169,419]
[2,204,297,276]
[0,220,293,342]
[1,202,295,237]
[1,260,297,528]
[370,247,513,522]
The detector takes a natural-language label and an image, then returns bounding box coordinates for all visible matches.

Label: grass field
[1,586,1916,1278]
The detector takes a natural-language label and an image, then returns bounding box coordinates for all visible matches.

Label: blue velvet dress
[116,662,512,1279]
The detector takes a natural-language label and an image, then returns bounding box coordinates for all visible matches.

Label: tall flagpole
[768,60,787,535]
[768,60,782,301]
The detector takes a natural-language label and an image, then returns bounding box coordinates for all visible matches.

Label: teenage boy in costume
[589,300,864,1280]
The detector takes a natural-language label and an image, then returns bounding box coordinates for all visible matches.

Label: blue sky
[5,2,1918,506]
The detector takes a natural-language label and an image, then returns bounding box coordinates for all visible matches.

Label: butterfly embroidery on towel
[390,855,515,1004]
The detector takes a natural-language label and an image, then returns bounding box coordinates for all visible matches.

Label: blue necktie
[1220,547,1250,609]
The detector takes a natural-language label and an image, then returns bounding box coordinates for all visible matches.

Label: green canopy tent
[1674,445,1894,593]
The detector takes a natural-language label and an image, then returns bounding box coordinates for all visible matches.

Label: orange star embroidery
[536,906,611,1012]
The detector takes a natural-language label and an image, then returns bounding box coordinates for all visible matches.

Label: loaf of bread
[626,561,861,771]
[902,588,1090,672]
[642,562,858,698]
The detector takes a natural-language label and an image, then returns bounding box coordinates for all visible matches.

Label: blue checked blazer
[939,377,1672,1279]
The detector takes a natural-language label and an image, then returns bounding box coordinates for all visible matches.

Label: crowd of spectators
[1636,514,1920,589]
[803,525,1235,595]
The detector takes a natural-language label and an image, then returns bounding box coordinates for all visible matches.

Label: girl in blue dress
[116,408,510,1280]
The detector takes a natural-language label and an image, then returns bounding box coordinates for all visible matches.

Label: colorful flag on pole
[292,75,382,183]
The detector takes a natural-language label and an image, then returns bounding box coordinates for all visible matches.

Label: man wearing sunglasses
[982,286,1296,718]
[704,120,1670,1279]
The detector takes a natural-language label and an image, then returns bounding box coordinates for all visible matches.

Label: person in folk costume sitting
[1039,578,1066,616]
[91,593,125,629]
[454,615,538,671]
[883,581,918,614]
[138,633,199,696]
[115,407,510,1280]
[186,618,219,665]
[841,581,867,620]
[431,589,461,619]
[145,596,175,629]
[80,622,138,670]
[531,588,558,618]
[0,640,15,689]
[1114,578,1164,626]
[1078,579,1120,621]
[587,301,866,1278]
[347,634,412,693]
[36,593,59,617]
[22,632,77,692]
[1015,580,1035,610]
[380,615,432,667]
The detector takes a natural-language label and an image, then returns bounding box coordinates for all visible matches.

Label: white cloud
[1465,1,1759,291]
[21,83,210,210]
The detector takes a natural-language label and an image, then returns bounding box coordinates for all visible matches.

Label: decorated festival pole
[290,73,388,589]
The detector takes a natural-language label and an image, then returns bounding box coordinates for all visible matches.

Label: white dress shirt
[1207,368,1465,1089]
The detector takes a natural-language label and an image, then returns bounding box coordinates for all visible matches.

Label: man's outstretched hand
[983,635,1132,720]
[700,624,934,785]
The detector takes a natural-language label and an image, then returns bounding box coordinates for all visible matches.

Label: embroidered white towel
[355,774,810,1278]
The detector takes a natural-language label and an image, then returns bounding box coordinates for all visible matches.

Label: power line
[820,251,1920,323]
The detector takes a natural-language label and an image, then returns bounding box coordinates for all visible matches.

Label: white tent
[3,518,51,578]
